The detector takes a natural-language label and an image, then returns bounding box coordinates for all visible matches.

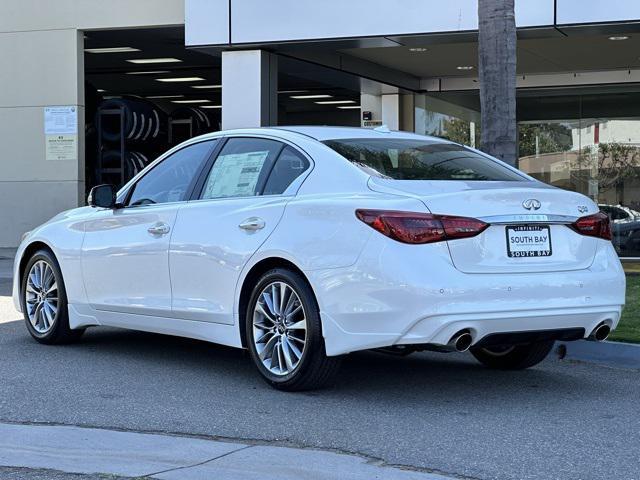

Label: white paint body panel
[13,127,626,357]
[368,178,600,274]
[170,196,288,324]
[81,204,179,315]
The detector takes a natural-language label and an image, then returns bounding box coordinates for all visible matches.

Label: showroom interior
[2,0,640,258]
[83,27,368,189]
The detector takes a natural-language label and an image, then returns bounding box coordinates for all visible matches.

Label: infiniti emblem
[522,199,541,210]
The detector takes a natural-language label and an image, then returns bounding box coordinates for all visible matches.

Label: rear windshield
[323,138,525,181]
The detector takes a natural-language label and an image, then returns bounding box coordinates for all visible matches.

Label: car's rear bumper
[308,235,625,356]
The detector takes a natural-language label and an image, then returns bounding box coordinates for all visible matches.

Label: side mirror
[88,184,117,209]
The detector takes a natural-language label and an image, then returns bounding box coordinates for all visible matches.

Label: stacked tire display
[93,96,217,188]
[94,96,160,187]
[99,150,150,179]
[168,106,218,144]
[95,96,167,186]
[99,97,165,144]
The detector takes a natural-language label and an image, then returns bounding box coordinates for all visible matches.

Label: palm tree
[478,0,517,166]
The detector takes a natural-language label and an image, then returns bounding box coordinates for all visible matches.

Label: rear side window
[263,146,310,195]
[323,138,524,181]
[201,138,282,199]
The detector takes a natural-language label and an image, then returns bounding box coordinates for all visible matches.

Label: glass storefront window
[414,95,479,148]
[517,92,640,258]
[416,91,640,258]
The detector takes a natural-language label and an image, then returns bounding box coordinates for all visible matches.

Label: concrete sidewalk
[558,339,640,369]
[0,422,453,480]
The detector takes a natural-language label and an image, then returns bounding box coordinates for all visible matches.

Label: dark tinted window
[323,138,525,181]
[600,206,624,220]
[263,146,310,195]
[127,140,215,206]
[201,138,282,199]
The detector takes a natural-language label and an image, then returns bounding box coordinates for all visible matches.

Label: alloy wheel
[25,260,58,334]
[252,281,307,376]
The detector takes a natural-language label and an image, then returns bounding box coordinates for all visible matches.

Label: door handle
[239,217,266,231]
[147,222,171,236]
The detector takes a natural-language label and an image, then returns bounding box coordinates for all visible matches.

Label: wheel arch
[18,241,56,294]
[237,256,315,348]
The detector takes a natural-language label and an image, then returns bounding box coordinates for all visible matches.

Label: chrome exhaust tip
[448,332,473,352]
[589,323,611,342]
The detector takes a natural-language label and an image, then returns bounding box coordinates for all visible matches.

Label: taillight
[355,209,488,244]
[570,212,612,240]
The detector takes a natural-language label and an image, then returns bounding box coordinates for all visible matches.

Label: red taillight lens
[355,209,488,244]
[570,212,612,240]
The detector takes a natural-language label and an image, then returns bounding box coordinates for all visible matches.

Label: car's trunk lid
[368,178,599,273]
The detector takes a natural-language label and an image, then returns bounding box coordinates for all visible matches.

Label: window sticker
[203,150,269,198]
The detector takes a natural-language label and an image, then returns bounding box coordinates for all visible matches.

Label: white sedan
[13,126,625,390]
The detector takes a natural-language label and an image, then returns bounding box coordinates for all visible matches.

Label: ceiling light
[126,70,170,75]
[278,89,309,94]
[127,57,182,64]
[171,99,212,104]
[338,105,361,109]
[96,89,106,93]
[146,94,184,99]
[409,47,428,52]
[291,94,333,99]
[156,77,205,83]
[85,47,140,54]
[201,105,222,109]
[456,65,475,70]
[315,100,357,105]
[608,35,629,41]
[191,84,222,89]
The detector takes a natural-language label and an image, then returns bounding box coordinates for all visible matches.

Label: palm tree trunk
[478,0,517,166]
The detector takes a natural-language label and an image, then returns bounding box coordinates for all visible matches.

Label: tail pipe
[448,331,473,352]
[588,323,611,342]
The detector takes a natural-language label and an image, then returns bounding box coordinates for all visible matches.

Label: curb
[557,340,640,369]
[0,422,453,480]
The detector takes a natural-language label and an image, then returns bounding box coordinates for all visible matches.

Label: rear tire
[21,249,84,345]
[470,340,554,370]
[245,268,342,391]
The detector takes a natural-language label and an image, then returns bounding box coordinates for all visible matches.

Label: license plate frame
[505,225,552,258]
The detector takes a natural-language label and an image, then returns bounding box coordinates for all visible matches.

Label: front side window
[323,138,525,181]
[201,138,282,199]
[127,140,216,206]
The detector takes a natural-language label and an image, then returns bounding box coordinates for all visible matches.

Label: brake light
[355,209,488,244]
[570,212,612,240]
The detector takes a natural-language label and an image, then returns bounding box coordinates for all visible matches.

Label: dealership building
[2,0,640,255]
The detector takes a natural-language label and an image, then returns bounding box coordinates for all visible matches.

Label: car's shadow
[1,319,598,402]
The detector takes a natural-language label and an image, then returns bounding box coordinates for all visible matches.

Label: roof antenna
[374,124,391,133]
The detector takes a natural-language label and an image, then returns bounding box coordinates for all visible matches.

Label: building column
[222,50,278,129]
[360,93,414,132]
[381,94,400,130]
[0,28,84,247]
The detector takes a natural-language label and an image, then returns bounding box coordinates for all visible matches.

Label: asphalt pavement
[1,280,639,480]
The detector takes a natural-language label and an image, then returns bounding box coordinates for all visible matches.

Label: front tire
[21,249,84,345]
[470,340,554,370]
[245,268,341,391]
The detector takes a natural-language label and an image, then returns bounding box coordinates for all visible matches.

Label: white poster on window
[203,151,269,198]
